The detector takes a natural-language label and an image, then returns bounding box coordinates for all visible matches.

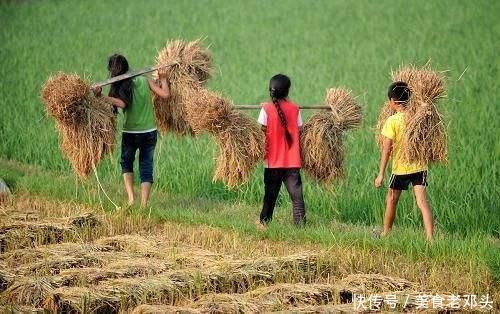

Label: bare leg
[413,185,434,241]
[140,182,152,209]
[123,173,135,206]
[383,188,402,236]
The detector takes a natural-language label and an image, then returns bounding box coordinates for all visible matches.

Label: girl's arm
[92,86,126,108]
[374,137,392,187]
[148,68,170,100]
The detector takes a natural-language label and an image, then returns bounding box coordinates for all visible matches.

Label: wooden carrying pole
[91,63,174,88]
[235,105,330,110]
[91,64,330,110]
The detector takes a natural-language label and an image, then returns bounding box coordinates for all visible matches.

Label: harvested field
[0,195,494,312]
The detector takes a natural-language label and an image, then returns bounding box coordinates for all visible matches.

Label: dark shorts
[120,130,157,183]
[389,171,428,190]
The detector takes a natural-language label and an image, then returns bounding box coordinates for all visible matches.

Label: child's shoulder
[284,99,300,110]
[387,112,404,124]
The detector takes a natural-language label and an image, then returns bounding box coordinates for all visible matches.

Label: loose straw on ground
[376,64,447,164]
[301,88,362,184]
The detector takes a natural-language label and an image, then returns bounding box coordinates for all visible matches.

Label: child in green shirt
[93,54,170,208]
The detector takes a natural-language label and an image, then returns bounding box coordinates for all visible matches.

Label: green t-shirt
[123,76,156,132]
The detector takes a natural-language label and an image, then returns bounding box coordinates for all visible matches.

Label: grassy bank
[1,159,498,297]
[0,0,499,238]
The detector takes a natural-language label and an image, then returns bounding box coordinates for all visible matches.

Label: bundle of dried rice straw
[376,64,447,164]
[154,39,263,188]
[185,88,264,188]
[153,39,213,135]
[301,88,362,184]
[41,73,116,178]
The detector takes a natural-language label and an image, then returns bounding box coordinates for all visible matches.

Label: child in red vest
[256,74,306,229]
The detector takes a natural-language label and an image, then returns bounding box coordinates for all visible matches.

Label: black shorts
[389,171,428,190]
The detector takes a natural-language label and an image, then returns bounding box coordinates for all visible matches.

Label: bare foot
[127,198,135,207]
[255,219,267,231]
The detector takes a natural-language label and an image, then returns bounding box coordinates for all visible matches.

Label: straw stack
[301,88,362,184]
[41,73,116,178]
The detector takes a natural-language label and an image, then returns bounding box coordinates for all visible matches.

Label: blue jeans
[120,131,157,183]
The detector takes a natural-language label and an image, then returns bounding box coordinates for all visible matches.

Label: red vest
[263,100,302,168]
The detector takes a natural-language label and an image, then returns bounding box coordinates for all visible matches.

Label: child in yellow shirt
[374,81,434,240]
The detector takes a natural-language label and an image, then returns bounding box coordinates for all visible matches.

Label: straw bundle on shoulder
[376,64,447,164]
[339,273,417,293]
[183,88,264,188]
[212,110,264,189]
[153,39,213,135]
[41,73,89,126]
[301,88,362,184]
[41,73,116,178]
[184,88,233,136]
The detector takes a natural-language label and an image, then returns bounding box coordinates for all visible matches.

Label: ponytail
[269,74,293,147]
[271,93,293,147]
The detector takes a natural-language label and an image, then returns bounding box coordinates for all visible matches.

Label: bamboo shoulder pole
[236,105,330,110]
[92,63,174,88]
[92,65,329,111]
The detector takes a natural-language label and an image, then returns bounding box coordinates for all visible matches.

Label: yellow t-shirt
[381,112,427,175]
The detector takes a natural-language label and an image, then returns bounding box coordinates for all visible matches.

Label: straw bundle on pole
[41,73,116,178]
[153,39,213,135]
[301,88,362,184]
[184,88,265,188]
[376,64,447,164]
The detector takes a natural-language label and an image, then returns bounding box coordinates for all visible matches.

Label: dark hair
[108,54,133,107]
[387,81,411,105]
[269,74,292,146]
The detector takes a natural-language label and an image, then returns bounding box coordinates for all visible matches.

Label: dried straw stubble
[193,293,260,313]
[249,283,336,307]
[301,88,362,184]
[41,73,117,178]
[41,73,89,126]
[0,270,13,292]
[2,277,56,308]
[132,304,200,314]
